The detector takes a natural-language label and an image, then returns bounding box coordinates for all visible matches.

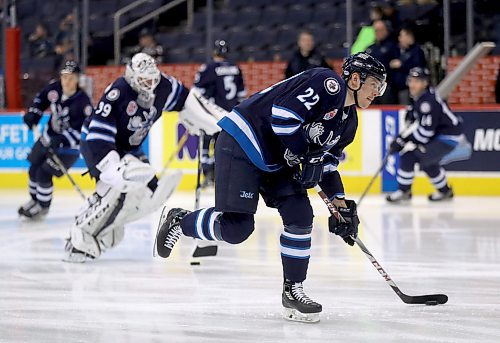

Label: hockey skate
[155,207,191,258]
[18,199,37,216]
[386,189,412,203]
[428,188,454,202]
[282,279,322,323]
[19,202,49,220]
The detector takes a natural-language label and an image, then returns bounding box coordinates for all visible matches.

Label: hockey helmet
[214,39,229,57]
[342,52,387,95]
[125,52,161,94]
[60,60,81,74]
[408,67,430,81]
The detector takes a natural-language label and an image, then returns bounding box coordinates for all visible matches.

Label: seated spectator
[28,23,53,58]
[390,25,427,104]
[366,20,399,103]
[285,30,330,79]
[126,28,164,64]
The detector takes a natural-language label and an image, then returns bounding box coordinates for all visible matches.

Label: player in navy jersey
[386,67,465,202]
[19,61,92,219]
[155,53,387,322]
[65,53,222,262]
[194,40,246,186]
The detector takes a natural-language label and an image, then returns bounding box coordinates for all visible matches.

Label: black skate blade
[192,245,218,258]
[401,293,448,305]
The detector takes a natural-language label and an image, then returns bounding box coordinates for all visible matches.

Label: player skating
[386,67,466,203]
[193,39,246,187]
[19,61,92,220]
[65,53,221,262]
[155,53,387,322]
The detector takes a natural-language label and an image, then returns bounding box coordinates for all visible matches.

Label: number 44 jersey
[218,67,357,172]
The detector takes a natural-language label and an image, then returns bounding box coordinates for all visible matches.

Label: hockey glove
[328,199,359,246]
[297,150,326,189]
[23,111,42,129]
[388,136,406,154]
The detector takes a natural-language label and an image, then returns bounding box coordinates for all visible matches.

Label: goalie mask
[125,53,161,96]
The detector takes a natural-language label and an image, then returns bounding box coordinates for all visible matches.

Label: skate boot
[18,199,37,216]
[428,187,454,202]
[282,279,322,323]
[19,202,49,220]
[386,189,412,203]
[155,207,191,258]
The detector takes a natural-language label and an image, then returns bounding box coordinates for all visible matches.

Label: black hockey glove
[297,150,326,189]
[23,111,41,129]
[328,199,359,246]
[388,136,406,154]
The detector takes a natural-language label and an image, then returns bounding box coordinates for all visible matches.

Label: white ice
[1,189,500,343]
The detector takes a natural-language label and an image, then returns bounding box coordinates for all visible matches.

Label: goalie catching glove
[328,199,359,246]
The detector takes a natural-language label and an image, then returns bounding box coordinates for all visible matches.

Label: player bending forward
[386,67,466,203]
[19,61,92,219]
[155,53,387,323]
[65,53,220,262]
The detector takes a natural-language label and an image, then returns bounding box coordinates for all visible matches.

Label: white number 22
[296,87,319,110]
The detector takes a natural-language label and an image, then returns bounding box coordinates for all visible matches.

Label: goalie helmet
[125,52,161,95]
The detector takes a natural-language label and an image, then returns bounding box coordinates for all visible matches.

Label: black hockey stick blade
[192,245,218,258]
[392,287,448,304]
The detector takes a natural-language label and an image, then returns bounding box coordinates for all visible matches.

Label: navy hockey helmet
[60,60,81,74]
[214,39,229,57]
[342,52,387,106]
[342,52,386,85]
[408,67,430,81]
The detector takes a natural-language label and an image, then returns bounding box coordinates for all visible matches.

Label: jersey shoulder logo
[324,78,341,95]
[419,101,431,114]
[48,90,59,102]
[126,101,138,116]
[106,88,120,101]
[323,109,338,120]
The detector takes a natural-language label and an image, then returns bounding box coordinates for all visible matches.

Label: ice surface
[1,190,499,343]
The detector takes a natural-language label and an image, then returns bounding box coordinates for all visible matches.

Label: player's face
[357,76,385,109]
[61,73,79,95]
[407,77,427,98]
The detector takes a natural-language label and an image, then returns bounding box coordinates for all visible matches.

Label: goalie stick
[315,185,448,305]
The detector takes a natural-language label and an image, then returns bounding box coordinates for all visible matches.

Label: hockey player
[193,39,246,187]
[386,67,464,203]
[155,53,387,322]
[65,52,221,262]
[19,61,92,219]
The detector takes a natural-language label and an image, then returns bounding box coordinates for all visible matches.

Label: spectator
[54,14,75,71]
[390,26,427,104]
[28,23,53,58]
[285,30,330,79]
[351,5,383,54]
[366,20,399,103]
[127,28,164,64]
[381,1,401,37]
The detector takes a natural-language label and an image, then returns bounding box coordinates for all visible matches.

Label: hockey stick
[357,153,390,207]
[47,145,86,200]
[315,185,448,305]
[33,126,86,199]
[159,130,190,178]
[191,131,218,260]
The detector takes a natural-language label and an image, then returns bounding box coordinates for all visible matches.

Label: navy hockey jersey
[28,80,92,151]
[82,74,189,162]
[404,88,463,145]
[218,68,357,173]
[194,60,246,111]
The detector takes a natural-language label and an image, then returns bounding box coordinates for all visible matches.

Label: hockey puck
[190,261,201,266]
[425,300,438,306]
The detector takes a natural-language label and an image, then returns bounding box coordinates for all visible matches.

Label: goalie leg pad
[179,88,225,136]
